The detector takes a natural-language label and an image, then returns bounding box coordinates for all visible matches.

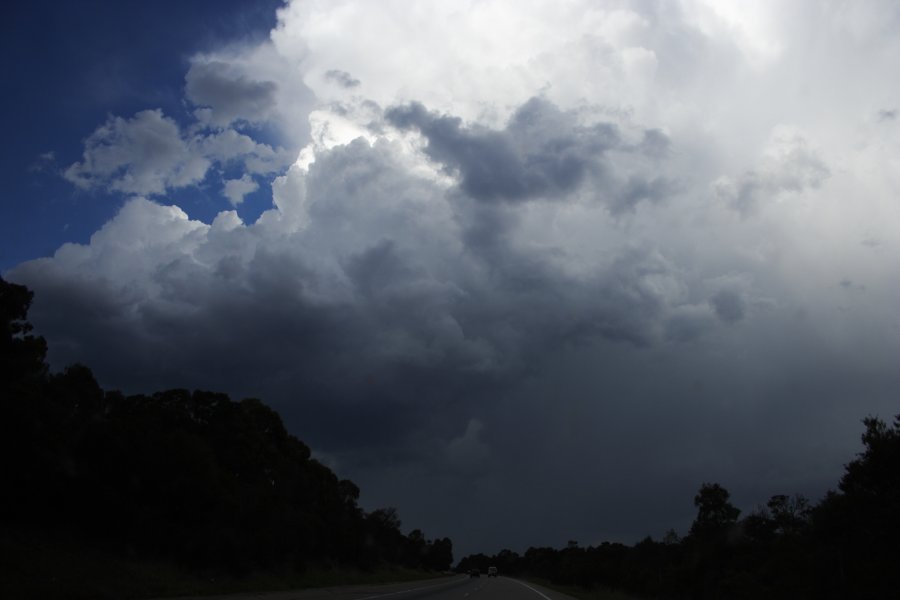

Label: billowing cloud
[64,110,211,195]
[11,0,900,557]
[386,98,673,212]
[185,42,315,147]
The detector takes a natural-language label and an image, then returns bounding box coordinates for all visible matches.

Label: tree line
[458,420,900,598]
[0,277,452,576]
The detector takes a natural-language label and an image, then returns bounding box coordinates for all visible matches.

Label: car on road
[468,568,480,578]
[487,566,498,577]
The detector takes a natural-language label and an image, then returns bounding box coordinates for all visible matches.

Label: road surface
[157,575,580,600]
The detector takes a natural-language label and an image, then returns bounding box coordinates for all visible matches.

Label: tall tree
[425,537,453,571]
[766,493,811,536]
[689,482,740,539]
[0,277,48,390]
[1,278,51,519]
[814,414,900,597]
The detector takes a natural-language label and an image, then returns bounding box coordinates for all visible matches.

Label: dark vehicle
[487,566,498,577]
[469,569,480,578]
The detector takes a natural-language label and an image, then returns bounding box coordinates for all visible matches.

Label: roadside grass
[520,577,642,600]
[0,527,448,600]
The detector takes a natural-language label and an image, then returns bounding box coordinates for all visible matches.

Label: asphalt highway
[159,575,580,600]
[340,575,580,600]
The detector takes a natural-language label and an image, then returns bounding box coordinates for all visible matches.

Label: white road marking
[509,579,554,600]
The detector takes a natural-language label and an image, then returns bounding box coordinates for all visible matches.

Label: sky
[3,0,900,559]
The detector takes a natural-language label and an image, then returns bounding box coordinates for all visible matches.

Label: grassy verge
[0,527,447,600]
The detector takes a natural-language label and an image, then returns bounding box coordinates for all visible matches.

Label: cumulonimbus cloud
[11,0,900,556]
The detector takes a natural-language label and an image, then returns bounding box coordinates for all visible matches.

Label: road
[158,575,580,600]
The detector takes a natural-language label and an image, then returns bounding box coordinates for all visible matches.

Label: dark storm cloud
[11,95,691,466]
[386,98,672,213]
[639,128,671,158]
[612,175,676,215]
[711,289,744,323]
[664,308,714,342]
[352,320,900,556]
[15,237,680,467]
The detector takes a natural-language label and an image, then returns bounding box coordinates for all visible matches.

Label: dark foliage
[0,277,453,577]
[458,418,900,599]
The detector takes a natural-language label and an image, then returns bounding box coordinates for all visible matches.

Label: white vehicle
[487,566,498,577]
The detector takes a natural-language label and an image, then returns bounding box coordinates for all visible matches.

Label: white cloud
[222,174,259,206]
[272,0,670,125]
[64,110,210,196]
[185,41,315,148]
[64,110,292,198]
[713,126,830,216]
[199,128,292,174]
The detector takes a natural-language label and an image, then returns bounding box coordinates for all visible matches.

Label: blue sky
[4,0,900,559]
[1,0,283,270]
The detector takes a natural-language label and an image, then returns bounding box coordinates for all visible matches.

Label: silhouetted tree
[690,482,741,539]
[0,277,48,388]
[1,279,453,584]
[766,493,811,536]
[814,414,900,598]
[425,537,453,571]
[457,552,491,574]
[1,277,51,519]
[365,507,407,565]
[492,548,520,574]
[404,529,427,567]
[456,415,900,600]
